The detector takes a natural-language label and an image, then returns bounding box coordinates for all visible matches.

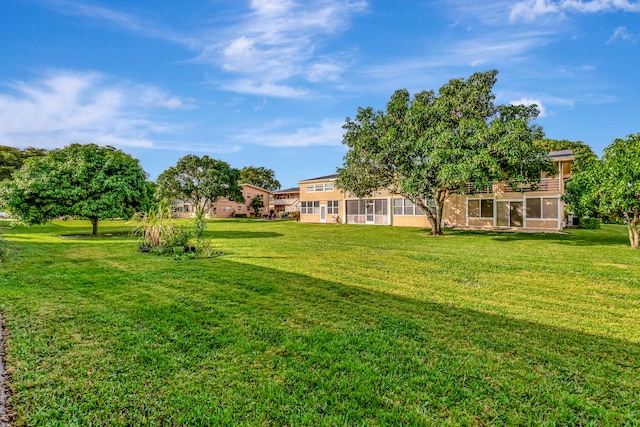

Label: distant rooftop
[273,187,300,194]
[548,150,575,160]
[297,174,338,183]
[239,183,271,192]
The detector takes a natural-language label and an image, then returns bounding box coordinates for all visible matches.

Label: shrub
[165,224,192,248]
[234,213,247,218]
[130,204,193,253]
[190,213,207,238]
[579,217,601,229]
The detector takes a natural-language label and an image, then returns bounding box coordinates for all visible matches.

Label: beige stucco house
[172,183,271,219]
[297,150,574,232]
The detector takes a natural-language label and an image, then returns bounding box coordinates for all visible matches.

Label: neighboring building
[172,183,271,219]
[297,150,575,232]
[269,187,300,215]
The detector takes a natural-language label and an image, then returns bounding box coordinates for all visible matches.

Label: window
[301,201,320,214]
[327,200,339,215]
[222,206,232,212]
[468,199,494,218]
[393,198,426,216]
[246,193,252,199]
[305,183,335,192]
[526,197,558,219]
[237,206,243,212]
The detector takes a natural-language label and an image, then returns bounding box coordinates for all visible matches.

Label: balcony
[465,177,560,195]
[270,198,299,206]
[503,177,559,193]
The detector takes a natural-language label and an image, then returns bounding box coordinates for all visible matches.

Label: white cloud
[222,79,310,98]
[0,70,193,150]
[202,0,368,95]
[510,0,640,22]
[510,97,547,117]
[250,0,295,16]
[45,1,368,96]
[607,26,637,43]
[234,119,344,147]
[136,87,197,110]
[151,141,243,154]
[46,0,199,47]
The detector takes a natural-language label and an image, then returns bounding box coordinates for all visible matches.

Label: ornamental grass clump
[130,204,216,258]
[130,204,191,254]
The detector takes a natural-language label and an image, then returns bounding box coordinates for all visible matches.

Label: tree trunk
[431,201,444,236]
[90,217,99,235]
[628,215,639,249]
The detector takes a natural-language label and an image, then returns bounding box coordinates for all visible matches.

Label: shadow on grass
[203,230,283,239]
[442,226,630,247]
[3,243,639,425]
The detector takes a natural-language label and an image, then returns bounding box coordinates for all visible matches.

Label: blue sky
[1,0,639,188]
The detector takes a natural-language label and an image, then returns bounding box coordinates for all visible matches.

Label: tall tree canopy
[337,70,554,235]
[566,133,640,248]
[239,166,281,191]
[1,144,151,235]
[0,146,47,181]
[156,155,244,218]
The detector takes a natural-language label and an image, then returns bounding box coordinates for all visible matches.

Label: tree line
[1,70,638,247]
[0,144,280,235]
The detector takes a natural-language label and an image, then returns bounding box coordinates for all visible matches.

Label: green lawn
[0,219,639,426]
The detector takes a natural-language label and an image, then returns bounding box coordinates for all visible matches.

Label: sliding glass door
[496,201,523,227]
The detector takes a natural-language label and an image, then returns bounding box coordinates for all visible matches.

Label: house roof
[272,187,300,194]
[297,174,338,184]
[239,183,271,193]
[548,150,575,160]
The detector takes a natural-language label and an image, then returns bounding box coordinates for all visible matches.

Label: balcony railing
[270,198,299,206]
[464,183,493,194]
[465,177,560,194]
[503,178,559,193]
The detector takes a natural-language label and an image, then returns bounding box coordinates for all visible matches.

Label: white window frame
[301,201,320,214]
[327,200,339,215]
[392,198,425,216]
[525,196,560,220]
[467,198,494,220]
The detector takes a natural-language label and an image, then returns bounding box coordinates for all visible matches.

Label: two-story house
[172,183,271,219]
[297,150,574,232]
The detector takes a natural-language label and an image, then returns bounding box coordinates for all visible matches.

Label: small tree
[567,133,640,248]
[337,70,554,235]
[1,144,151,235]
[239,166,281,191]
[249,196,264,217]
[156,155,244,219]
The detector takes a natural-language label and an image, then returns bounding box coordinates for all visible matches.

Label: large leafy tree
[156,155,244,219]
[566,133,640,248]
[239,166,281,191]
[0,146,47,181]
[1,144,151,235]
[337,70,554,235]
